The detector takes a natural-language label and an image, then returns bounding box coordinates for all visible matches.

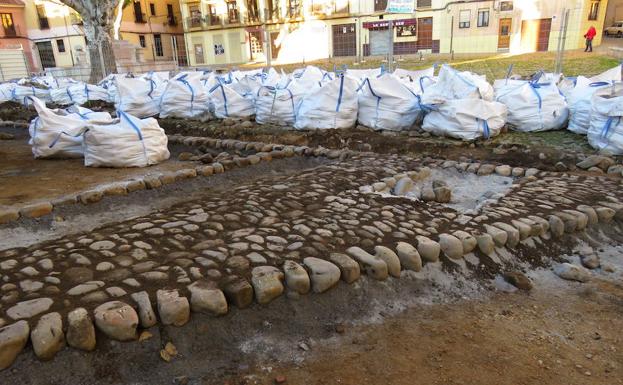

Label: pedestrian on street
[584,25,597,52]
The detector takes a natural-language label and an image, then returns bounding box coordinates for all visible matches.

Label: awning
[363,18,417,29]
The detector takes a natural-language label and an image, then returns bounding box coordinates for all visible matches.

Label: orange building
[0,0,36,71]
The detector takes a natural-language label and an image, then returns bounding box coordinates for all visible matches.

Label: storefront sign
[363,18,417,29]
[386,0,415,14]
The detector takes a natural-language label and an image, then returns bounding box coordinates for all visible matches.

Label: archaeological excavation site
[0,57,622,385]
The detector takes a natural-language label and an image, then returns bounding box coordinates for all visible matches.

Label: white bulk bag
[159,73,211,119]
[357,73,422,131]
[50,83,109,105]
[393,66,435,81]
[255,80,319,126]
[587,85,623,155]
[422,99,507,140]
[208,78,255,119]
[115,77,162,118]
[27,97,112,158]
[12,85,51,105]
[421,65,493,104]
[590,64,622,83]
[567,77,613,135]
[0,83,16,103]
[495,80,568,132]
[294,75,358,130]
[84,110,170,167]
[346,67,383,81]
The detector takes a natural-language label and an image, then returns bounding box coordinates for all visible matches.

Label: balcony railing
[309,1,349,17]
[185,12,266,30]
[3,25,17,37]
[287,6,303,19]
[38,17,49,29]
[264,6,281,22]
[167,15,177,26]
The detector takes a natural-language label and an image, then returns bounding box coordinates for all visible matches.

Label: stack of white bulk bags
[208,75,255,119]
[27,96,112,158]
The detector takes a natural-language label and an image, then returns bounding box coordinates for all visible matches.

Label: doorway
[498,18,512,49]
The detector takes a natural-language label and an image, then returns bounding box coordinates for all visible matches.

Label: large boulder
[31,312,65,360]
[0,320,29,370]
[94,301,138,341]
[303,257,341,293]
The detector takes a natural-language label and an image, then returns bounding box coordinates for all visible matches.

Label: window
[499,1,513,11]
[477,9,489,27]
[133,1,145,23]
[56,39,65,52]
[288,0,302,18]
[153,34,163,56]
[149,3,156,15]
[417,0,431,8]
[397,25,416,37]
[459,10,470,28]
[36,5,49,29]
[588,1,600,21]
[167,4,176,25]
[194,44,204,64]
[139,35,146,47]
[374,0,387,12]
[226,1,238,24]
[1,13,16,37]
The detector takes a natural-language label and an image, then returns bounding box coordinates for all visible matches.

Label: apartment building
[21,0,186,72]
[0,0,36,71]
[180,0,609,66]
[118,0,186,64]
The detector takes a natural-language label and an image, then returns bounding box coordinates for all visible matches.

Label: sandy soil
[0,126,197,207]
[1,231,621,385]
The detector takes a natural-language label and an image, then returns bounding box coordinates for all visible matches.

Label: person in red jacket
[584,26,597,52]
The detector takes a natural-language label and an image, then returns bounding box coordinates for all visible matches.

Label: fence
[0,48,30,81]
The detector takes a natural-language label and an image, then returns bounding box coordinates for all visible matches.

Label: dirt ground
[1,230,621,385]
[0,125,198,207]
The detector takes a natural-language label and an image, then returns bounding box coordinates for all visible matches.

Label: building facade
[0,0,36,71]
[118,0,186,64]
[20,0,186,72]
[180,0,609,66]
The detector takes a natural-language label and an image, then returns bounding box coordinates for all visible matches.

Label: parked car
[605,21,623,37]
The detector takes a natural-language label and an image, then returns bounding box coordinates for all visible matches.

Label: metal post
[265,27,271,67]
[555,9,570,74]
[98,44,106,79]
[388,19,394,72]
[450,16,454,55]
[172,35,179,70]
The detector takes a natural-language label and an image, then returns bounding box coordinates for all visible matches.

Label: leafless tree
[61,0,121,83]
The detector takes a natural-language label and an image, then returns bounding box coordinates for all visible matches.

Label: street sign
[386,0,415,14]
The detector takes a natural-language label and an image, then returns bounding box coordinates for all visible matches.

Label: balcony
[309,1,350,18]
[286,6,303,19]
[264,6,282,22]
[184,12,265,30]
[167,15,177,26]
[38,17,49,30]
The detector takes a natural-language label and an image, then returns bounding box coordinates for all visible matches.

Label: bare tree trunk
[84,22,117,83]
[61,0,120,83]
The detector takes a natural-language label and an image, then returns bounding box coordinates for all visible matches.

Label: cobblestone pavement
[0,147,622,369]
